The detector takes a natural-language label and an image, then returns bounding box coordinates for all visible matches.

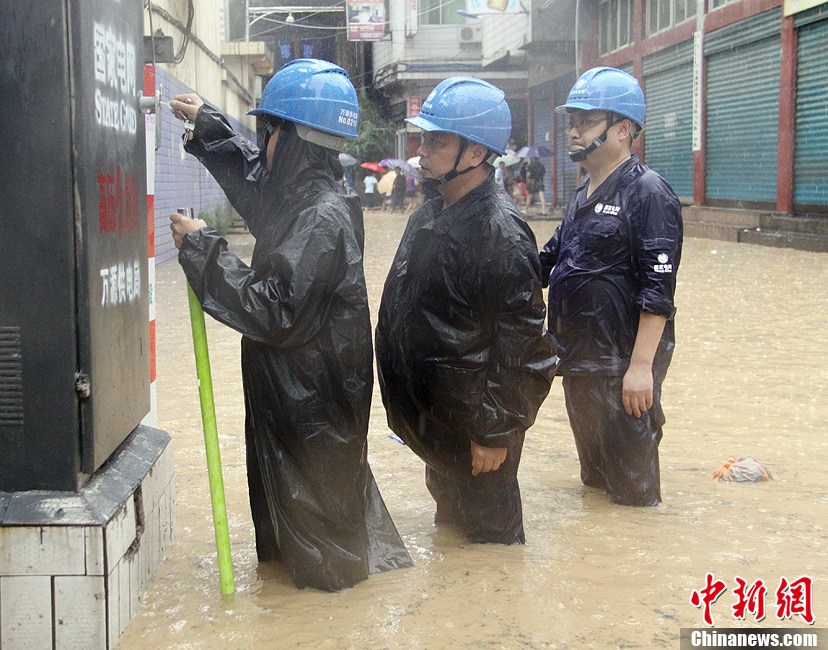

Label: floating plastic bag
[713,457,773,482]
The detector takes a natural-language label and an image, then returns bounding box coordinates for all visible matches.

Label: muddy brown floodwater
[119,211,828,649]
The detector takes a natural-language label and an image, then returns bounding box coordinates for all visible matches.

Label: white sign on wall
[691,30,703,153]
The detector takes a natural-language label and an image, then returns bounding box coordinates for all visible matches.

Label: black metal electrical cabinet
[0,0,149,491]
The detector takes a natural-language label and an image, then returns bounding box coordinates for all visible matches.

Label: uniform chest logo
[594,202,621,215]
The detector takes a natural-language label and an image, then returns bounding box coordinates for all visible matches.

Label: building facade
[371,0,827,245]
[371,1,530,158]
[145,0,272,262]
[531,0,828,228]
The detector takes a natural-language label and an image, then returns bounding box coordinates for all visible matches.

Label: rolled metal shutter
[554,75,578,206]
[794,15,828,209]
[643,41,694,200]
[704,9,781,205]
[531,81,554,200]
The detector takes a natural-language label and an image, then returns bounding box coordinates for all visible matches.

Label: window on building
[647,0,696,35]
[708,0,737,9]
[600,0,633,54]
[421,0,464,25]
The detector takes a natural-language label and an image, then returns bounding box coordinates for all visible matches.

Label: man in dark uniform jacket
[541,67,683,507]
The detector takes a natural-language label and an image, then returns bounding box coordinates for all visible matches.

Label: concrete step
[684,220,742,242]
[682,206,828,252]
[227,216,248,234]
[738,228,828,253]
[683,206,762,228]
[759,213,828,236]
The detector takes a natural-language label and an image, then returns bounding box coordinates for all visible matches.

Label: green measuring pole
[187,283,235,596]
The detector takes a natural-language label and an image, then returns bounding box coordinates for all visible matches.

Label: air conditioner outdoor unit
[458,25,482,43]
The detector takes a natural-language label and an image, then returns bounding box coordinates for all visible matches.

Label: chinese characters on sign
[346,1,385,41]
[407,97,422,119]
[405,97,422,132]
[98,164,140,238]
[93,22,138,134]
[100,260,142,308]
[690,573,814,627]
[692,31,703,152]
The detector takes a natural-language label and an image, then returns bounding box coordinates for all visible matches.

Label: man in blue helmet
[167,59,411,590]
[540,67,683,507]
[376,77,558,544]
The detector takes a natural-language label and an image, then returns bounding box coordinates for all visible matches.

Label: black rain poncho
[177,106,411,591]
[375,175,558,541]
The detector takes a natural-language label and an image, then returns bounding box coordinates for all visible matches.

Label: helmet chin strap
[568,114,616,163]
[434,139,487,185]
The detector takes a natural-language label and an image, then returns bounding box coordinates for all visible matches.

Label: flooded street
[119,212,828,649]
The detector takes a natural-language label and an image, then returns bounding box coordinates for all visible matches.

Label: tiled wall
[0,426,174,649]
[152,69,256,265]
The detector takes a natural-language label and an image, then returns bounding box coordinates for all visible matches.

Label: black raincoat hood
[264,121,344,203]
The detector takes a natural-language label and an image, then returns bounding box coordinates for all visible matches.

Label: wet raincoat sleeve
[184,106,270,235]
[474,228,557,448]
[539,226,561,288]
[177,213,348,347]
[630,178,683,319]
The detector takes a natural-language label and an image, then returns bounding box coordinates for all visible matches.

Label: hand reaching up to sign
[169,94,203,122]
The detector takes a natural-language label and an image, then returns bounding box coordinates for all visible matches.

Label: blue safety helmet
[556,67,646,129]
[405,77,511,155]
[248,59,359,150]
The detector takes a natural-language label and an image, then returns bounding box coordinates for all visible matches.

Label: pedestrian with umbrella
[516,146,551,214]
[494,160,508,190]
[338,152,357,191]
[376,168,396,211]
[359,161,386,210]
[526,156,547,215]
[390,167,407,212]
[362,170,379,209]
[359,161,386,173]
[378,157,422,180]
[515,160,529,207]
[167,59,411,591]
